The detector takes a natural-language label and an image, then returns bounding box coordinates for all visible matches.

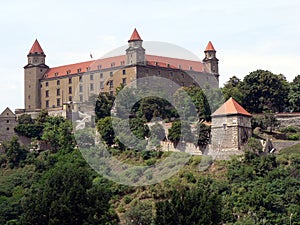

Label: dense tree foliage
[95,92,115,121]
[240,70,289,113]
[174,86,211,122]
[155,177,222,225]
[221,76,243,103]
[167,121,194,147]
[21,163,118,225]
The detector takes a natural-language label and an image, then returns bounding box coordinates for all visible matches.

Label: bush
[280,125,299,133]
[288,133,300,140]
[123,195,133,204]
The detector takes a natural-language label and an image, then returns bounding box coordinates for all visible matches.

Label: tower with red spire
[24,39,49,111]
[126,28,145,65]
[203,41,219,76]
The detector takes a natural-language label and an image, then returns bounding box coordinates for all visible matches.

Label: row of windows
[45,96,73,108]
[43,70,127,88]
[45,78,128,97]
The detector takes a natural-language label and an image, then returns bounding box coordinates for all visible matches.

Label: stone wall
[0,108,17,145]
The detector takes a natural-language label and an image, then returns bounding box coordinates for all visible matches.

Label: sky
[1,0,300,112]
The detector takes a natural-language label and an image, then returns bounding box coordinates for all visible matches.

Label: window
[7,127,9,131]
[77,68,82,73]
[79,76,82,82]
[79,85,83,92]
[167,63,170,68]
[181,73,185,78]
[79,95,83,102]
[90,74,94,80]
[122,78,126,85]
[69,78,72,84]
[69,96,72,101]
[69,87,72,94]
[57,80,60,85]
[67,70,71,75]
[6,120,9,123]
[100,81,104,89]
[86,67,90,71]
[157,70,161,75]
[122,69,126,75]
[46,100,49,108]
[110,71,113,77]
[109,80,113,89]
[100,73,103,78]
[178,65,182,69]
[57,99,61,107]
[57,89,60,96]
[28,95,30,99]
[45,90,49,97]
[97,65,102,70]
[189,66,193,70]
[90,83,94,91]
[111,63,115,67]
[54,72,59,77]
[46,82,48,87]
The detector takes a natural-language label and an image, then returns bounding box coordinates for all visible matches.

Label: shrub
[288,133,300,140]
[280,126,299,133]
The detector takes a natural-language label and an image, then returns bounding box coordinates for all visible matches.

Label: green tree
[288,75,300,112]
[95,92,115,121]
[241,70,289,113]
[41,116,75,152]
[194,122,211,149]
[221,76,243,103]
[97,117,115,147]
[174,86,211,122]
[125,200,153,225]
[168,121,193,147]
[204,86,225,113]
[155,177,222,225]
[2,137,26,168]
[17,114,33,124]
[148,122,165,148]
[20,164,118,225]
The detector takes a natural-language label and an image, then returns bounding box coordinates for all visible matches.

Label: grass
[279,143,300,155]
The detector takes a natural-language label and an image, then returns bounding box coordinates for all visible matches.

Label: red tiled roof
[146,55,204,72]
[129,28,142,41]
[205,41,215,51]
[43,54,204,79]
[212,97,252,117]
[44,61,95,79]
[29,39,44,54]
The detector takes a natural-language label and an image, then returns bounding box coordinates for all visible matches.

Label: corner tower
[203,41,219,75]
[24,39,49,111]
[126,28,145,65]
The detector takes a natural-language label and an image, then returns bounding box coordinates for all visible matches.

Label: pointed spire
[29,39,44,54]
[129,28,142,42]
[205,41,216,51]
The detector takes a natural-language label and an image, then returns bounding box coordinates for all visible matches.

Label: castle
[23,29,219,113]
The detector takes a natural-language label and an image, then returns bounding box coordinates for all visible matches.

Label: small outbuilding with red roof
[210,97,252,153]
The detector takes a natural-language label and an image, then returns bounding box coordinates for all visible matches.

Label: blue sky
[1,0,300,111]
